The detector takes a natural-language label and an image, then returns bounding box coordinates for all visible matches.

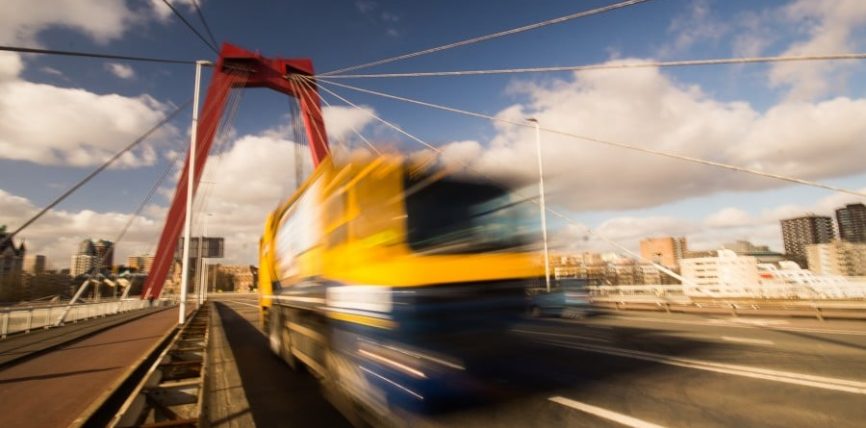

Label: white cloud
[0,60,175,167]
[439,59,866,211]
[0,189,162,269]
[0,0,133,45]
[660,0,728,57]
[704,207,752,228]
[355,0,378,14]
[558,187,866,257]
[178,106,377,264]
[323,105,377,141]
[105,63,135,79]
[149,0,200,23]
[0,1,185,168]
[770,0,866,100]
[40,66,65,78]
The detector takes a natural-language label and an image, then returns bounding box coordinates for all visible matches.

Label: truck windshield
[404,173,535,254]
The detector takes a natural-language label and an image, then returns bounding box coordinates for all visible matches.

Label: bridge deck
[0,308,177,428]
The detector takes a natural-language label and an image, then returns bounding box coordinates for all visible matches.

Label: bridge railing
[586,285,866,320]
[588,282,866,300]
[0,298,170,339]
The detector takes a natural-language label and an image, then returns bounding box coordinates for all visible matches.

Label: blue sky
[1,0,866,267]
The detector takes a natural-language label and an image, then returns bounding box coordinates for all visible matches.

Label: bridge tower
[142,43,329,299]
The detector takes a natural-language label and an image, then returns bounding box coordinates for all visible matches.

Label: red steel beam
[143,43,329,299]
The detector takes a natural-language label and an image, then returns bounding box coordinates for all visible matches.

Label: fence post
[25,307,33,333]
[815,306,824,322]
[1,310,9,339]
[44,307,51,329]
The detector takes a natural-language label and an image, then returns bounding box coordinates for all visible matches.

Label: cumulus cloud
[0,189,162,270]
[323,105,377,141]
[558,187,866,257]
[0,58,175,167]
[660,0,728,57]
[0,0,133,45]
[105,63,135,79]
[439,60,866,212]
[769,0,866,100]
[190,135,314,265]
[0,0,185,168]
[171,106,377,264]
[704,207,752,228]
[149,0,201,22]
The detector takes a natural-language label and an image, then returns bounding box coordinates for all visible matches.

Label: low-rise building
[681,250,759,297]
[0,225,25,278]
[127,254,156,274]
[217,265,257,292]
[806,240,866,277]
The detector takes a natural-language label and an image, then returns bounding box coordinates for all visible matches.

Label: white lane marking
[270,295,326,304]
[512,329,610,343]
[721,336,774,346]
[598,315,866,337]
[549,396,666,428]
[724,318,789,326]
[547,341,866,395]
[223,300,260,308]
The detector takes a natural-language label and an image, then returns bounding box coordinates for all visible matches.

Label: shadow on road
[0,366,120,384]
[213,302,351,427]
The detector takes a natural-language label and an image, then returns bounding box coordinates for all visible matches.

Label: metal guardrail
[110,304,210,427]
[0,299,170,339]
[588,282,866,300]
[591,295,866,321]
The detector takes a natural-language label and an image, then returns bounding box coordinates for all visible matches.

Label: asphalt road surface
[211,294,866,427]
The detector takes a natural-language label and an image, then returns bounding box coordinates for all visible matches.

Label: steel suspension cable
[319,52,866,79]
[320,0,653,76]
[283,76,331,160]
[161,0,219,54]
[0,45,196,65]
[94,152,179,276]
[305,78,689,282]
[193,71,249,229]
[292,76,381,155]
[308,77,866,198]
[284,81,306,186]
[301,77,438,152]
[191,0,220,49]
[1,99,193,247]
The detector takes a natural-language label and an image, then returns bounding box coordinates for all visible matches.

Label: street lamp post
[198,213,213,306]
[179,59,211,325]
[528,118,552,293]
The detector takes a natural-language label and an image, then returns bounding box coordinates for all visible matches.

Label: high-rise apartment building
[807,240,866,277]
[70,254,96,277]
[70,239,114,276]
[836,203,866,243]
[780,215,834,268]
[639,237,687,270]
[23,255,46,274]
[92,239,114,269]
